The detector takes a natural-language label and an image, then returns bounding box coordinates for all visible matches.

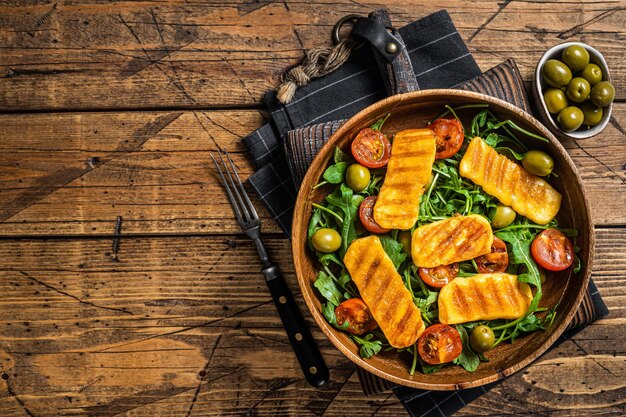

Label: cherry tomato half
[418,324,463,365]
[426,118,464,159]
[358,196,390,234]
[351,128,391,168]
[475,237,509,273]
[531,229,574,271]
[418,263,459,288]
[335,298,378,335]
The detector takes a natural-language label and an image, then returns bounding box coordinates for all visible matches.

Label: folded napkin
[241,10,609,416]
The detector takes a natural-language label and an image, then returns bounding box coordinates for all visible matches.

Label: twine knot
[276,38,357,104]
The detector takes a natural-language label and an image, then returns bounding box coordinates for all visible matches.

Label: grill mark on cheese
[373,129,436,229]
[395,149,431,158]
[460,137,561,225]
[485,277,502,311]
[413,215,492,267]
[344,236,425,348]
[393,308,415,343]
[456,223,487,256]
[359,257,381,291]
[471,280,489,316]
[438,274,531,324]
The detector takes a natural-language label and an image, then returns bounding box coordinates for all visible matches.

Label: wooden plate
[291,89,594,390]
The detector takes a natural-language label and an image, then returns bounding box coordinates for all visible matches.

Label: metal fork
[211,149,329,388]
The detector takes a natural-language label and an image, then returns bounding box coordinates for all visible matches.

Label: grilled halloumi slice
[411,214,493,268]
[373,129,436,230]
[344,236,425,348]
[438,273,533,324]
[460,137,562,225]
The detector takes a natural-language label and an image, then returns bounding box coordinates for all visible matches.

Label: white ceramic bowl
[533,42,612,140]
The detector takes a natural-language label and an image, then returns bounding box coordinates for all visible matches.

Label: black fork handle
[263,265,329,387]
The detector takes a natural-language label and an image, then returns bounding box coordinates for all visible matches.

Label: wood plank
[0,1,624,110]
[0,228,623,415]
[0,106,624,237]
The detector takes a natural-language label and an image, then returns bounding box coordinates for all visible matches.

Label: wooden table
[0,1,624,416]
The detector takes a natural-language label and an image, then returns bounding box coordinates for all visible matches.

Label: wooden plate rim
[291,88,594,390]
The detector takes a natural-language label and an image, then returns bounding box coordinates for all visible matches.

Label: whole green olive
[543,88,568,114]
[580,63,603,86]
[522,150,554,176]
[397,230,412,255]
[311,228,341,253]
[557,106,584,132]
[590,81,615,107]
[346,163,371,192]
[565,77,591,103]
[561,45,590,72]
[581,102,603,127]
[542,59,572,88]
[491,204,516,229]
[470,325,495,353]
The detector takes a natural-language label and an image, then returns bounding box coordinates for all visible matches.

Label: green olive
[580,63,603,86]
[561,45,590,72]
[543,88,568,114]
[311,228,341,253]
[346,163,371,192]
[542,59,572,88]
[470,325,495,353]
[590,81,615,107]
[522,150,554,176]
[557,106,584,132]
[397,230,412,255]
[565,77,591,103]
[581,102,603,127]
[491,204,516,229]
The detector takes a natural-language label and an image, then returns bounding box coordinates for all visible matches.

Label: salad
[307,105,580,374]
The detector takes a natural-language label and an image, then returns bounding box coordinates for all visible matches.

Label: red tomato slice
[418,324,463,365]
[475,237,509,273]
[418,263,459,288]
[335,298,378,335]
[426,118,464,159]
[358,196,390,234]
[531,229,574,271]
[351,128,391,168]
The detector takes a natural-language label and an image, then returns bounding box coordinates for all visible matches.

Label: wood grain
[0,1,624,111]
[0,105,624,238]
[0,229,623,416]
[1,0,625,414]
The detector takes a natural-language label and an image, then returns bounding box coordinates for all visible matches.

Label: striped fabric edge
[284,120,347,186]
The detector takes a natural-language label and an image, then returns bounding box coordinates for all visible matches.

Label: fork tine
[224,150,259,221]
[217,149,252,222]
[210,153,245,226]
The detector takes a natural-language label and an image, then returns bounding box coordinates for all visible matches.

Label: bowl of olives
[533,42,614,139]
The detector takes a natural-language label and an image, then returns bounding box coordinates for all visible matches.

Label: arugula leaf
[326,184,364,256]
[379,236,407,269]
[307,207,323,250]
[573,255,582,273]
[323,162,348,184]
[371,113,390,131]
[313,271,344,306]
[453,325,481,372]
[351,333,383,359]
[420,359,446,374]
[334,146,352,164]
[495,231,542,314]
[322,302,350,330]
[495,146,527,161]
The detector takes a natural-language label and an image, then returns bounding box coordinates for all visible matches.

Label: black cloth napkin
[243,10,479,235]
